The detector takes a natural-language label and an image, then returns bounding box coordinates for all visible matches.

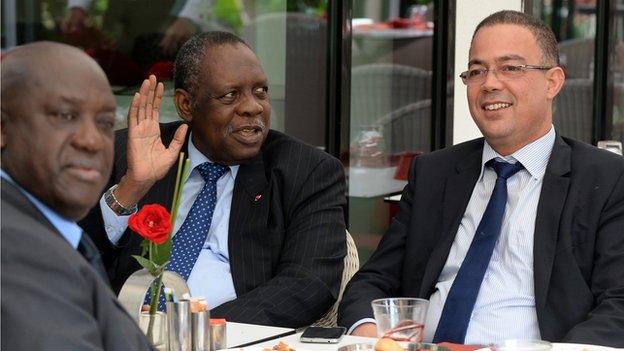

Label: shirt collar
[185,132,239,182]
[0,169,82,249]
[479,125,556,181]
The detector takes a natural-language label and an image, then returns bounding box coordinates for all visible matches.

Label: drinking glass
[371,298,429,344]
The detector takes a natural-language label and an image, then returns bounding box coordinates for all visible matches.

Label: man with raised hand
[81,31,347,328]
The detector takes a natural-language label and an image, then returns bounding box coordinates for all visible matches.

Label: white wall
[452,0,524,144]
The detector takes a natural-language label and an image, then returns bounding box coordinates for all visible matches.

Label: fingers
[152,82,164,121]
[167,124,188,155]
[128,92,140,128]
[138,78,150,122]
[134,75,165,124]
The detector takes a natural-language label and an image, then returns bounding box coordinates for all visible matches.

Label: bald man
[1,42,154,350]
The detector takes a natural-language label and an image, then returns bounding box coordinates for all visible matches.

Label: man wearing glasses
[339,10,624,346]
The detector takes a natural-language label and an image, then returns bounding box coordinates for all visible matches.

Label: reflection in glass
[349,0,435,262]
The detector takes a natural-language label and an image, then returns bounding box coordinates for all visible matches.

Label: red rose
[128,204,171,245]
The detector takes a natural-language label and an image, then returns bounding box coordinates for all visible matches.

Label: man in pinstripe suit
[339,11,624,346]
[80,31,347,328]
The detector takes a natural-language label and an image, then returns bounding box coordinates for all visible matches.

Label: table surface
[223,322,296,349]
[220,322,375,350]
[217,323,620,351]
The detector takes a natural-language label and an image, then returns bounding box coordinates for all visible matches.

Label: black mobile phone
[299,326,347,344]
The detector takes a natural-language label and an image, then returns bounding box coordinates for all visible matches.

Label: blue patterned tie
[146,162,228,310]
[433,160,524,343]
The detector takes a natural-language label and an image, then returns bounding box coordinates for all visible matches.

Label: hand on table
[115,75,188,207]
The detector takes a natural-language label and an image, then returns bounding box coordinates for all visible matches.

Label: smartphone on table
[299,326,347,344]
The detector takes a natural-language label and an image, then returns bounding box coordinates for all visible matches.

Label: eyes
[50,109,116,132]
[215,86,269,105]
[466,65,523,78]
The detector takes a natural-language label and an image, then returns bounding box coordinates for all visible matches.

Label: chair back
[553,78,593,143]
[351,64,432,140]
[375,100,432,154]
[313,230,359,327]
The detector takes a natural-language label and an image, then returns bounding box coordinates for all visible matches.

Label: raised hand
[114,75,188,208]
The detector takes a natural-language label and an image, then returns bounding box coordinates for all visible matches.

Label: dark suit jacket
[80,122,347,328]
[338,135,624,347]
[1,179,155,351]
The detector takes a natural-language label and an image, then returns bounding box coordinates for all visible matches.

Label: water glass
[371,298,429,344]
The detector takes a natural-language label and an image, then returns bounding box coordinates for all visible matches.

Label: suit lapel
[1,179,57,233]
[420,147,482,296]
[533,135,571,314]
[228,151,270,295]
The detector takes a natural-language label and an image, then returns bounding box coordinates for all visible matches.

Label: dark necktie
[433,159,524,343]
[78,232,110,285]
[147,162,228,309]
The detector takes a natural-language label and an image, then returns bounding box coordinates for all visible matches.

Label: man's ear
[174,88,194,123]
[545,66,566,100]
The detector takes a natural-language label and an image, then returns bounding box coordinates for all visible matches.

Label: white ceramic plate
[475,343,617,351]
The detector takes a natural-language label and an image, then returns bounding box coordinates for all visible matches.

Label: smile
[483,102,512,111]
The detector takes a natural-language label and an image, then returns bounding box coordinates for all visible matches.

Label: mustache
[224,119,267,135]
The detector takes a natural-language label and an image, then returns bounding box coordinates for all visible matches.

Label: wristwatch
[104,184,137,216]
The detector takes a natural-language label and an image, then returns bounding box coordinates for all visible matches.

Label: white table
[223,322,295,349]
[220,323,375,350]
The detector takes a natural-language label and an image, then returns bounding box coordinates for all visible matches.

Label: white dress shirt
[100,133,239,309]
[424,126,556,344]
[349,127,556,343]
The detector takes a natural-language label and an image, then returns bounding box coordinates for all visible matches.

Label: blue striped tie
[433,159,524,343]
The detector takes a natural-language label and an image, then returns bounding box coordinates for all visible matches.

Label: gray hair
[174,31,249,99]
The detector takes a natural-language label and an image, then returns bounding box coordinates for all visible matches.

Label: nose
[71,118,107,153]
[236,91,264,117]
[481,68,504,91]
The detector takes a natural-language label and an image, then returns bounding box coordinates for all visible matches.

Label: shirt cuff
[347,318,377,335]
[99,195,133,245]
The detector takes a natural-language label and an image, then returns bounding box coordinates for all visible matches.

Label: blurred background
[3,0,623,263]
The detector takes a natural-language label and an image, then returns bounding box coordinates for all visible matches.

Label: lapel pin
[254,194,262,202]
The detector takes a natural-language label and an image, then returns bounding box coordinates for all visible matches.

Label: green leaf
[140,240,150,257]
[132,255,159,276]
[151,239,172,266]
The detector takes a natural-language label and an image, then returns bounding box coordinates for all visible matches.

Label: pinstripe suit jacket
[338,135,624,347]
[80,121,347,328]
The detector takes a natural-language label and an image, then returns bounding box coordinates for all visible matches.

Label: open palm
[126,75,187,186]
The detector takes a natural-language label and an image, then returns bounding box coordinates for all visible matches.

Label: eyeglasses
[459,64,553,85]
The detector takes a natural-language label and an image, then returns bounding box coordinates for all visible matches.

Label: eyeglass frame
[459,64,554,85]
